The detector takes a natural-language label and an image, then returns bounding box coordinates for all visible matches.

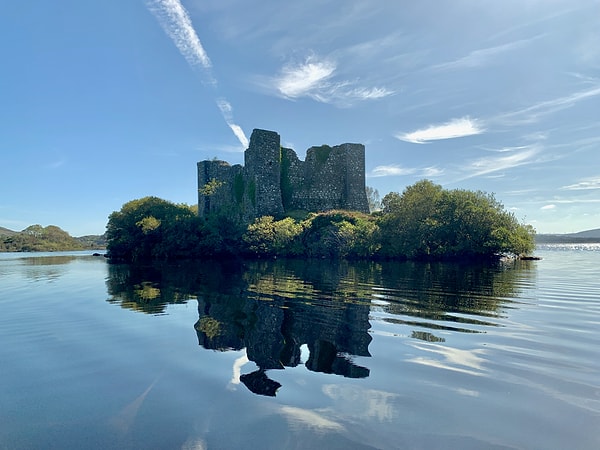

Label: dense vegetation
[0,225,89,252]
[106,180,535,262]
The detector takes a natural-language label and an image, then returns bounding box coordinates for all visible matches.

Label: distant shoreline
[535,236,600,244]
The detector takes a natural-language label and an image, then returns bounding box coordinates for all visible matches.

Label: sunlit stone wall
[197,128,369,221]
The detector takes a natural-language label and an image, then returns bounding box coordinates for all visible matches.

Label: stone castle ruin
[197,128,369,222]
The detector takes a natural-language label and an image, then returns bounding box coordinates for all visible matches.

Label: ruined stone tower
[197,128,369,222]
[244,129,285,218]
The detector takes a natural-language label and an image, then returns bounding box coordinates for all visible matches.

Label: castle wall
[197,129,369,222]
[341,143,369,212]
[244,130,284,218]
[197,160,244,217]
[285,144,369,213]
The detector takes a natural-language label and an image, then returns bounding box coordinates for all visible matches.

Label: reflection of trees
[17,254,97,282]
[106,262,211,314]
[21,255,79,266]
[376,259,534,340]
[105,259,373,396]
[105,257,533,396]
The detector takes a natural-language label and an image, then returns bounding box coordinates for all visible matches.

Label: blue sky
[1,0,599,236]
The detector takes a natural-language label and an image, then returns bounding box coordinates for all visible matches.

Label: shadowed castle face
[197,129,369,221]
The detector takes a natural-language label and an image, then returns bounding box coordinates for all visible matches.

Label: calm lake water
[1,245,599,449]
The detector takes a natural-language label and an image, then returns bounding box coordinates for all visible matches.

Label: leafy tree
[106,197,200,261]
[301,210,379,258]
[105,182,534,262]
[243,216,303,256]
[377,180,535,259]
[200,209,246,257]
[378,180,444,258]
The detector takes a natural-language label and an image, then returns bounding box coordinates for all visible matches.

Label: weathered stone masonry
[197,128,369,222]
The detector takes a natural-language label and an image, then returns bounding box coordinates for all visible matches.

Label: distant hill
[536,228,600,243]
[0,225,106,252]
[0,226,20,236]
[75,234,107,248]
[568,228,600,239]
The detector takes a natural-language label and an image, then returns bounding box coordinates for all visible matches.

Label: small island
[105,128,536,262]
[0,225,106,252]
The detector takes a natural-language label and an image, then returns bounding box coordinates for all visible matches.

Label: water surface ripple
[1,247,599,449]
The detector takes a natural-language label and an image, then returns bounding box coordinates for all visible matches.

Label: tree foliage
[106,196,245,261]
[243,216,303,256]
[299,211,379,258]
[377,180,535,259]
[105,181,535,262]
[106,197,200,261]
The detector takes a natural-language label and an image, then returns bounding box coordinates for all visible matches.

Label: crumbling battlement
[197,129,369,222]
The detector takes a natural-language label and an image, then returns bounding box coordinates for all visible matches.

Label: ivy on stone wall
[199,178,224,196]
[247,178,256,207]
[280,147,293,209]
[234,173,245,204]
[314,145,333,165]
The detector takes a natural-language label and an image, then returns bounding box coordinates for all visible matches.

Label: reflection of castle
[105,257,528,397]
[195,287,372,397]
[197,129,369,222]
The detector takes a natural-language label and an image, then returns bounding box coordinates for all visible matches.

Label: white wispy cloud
[275,56,336,99]
[147,0,211,69]
[369,165,443,178]
[45,158,67,170]
[480,145,532,154]
[227,124,249,149]
[370,165,416,177]
[458,144,540,180]
[146,0,248,148]
[396,117,484,144]
[422,166,444,177]
[561,176,600,190]
[217,99,249,148]
[272,55,393,106]
[497,84,600,125]
[346,87,393,100]
[541,204,557,210]
[432,37,542,71]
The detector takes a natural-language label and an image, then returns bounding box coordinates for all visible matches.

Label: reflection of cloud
[407,342,487,376]
[322,384,399,422]
[279,406,345,432]
[397,117,484,144]
[229,351,250,387]
[181,437,207,450]
[456,387,480,397]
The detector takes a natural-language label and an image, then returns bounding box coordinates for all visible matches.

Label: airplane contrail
[147,0,249,148]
